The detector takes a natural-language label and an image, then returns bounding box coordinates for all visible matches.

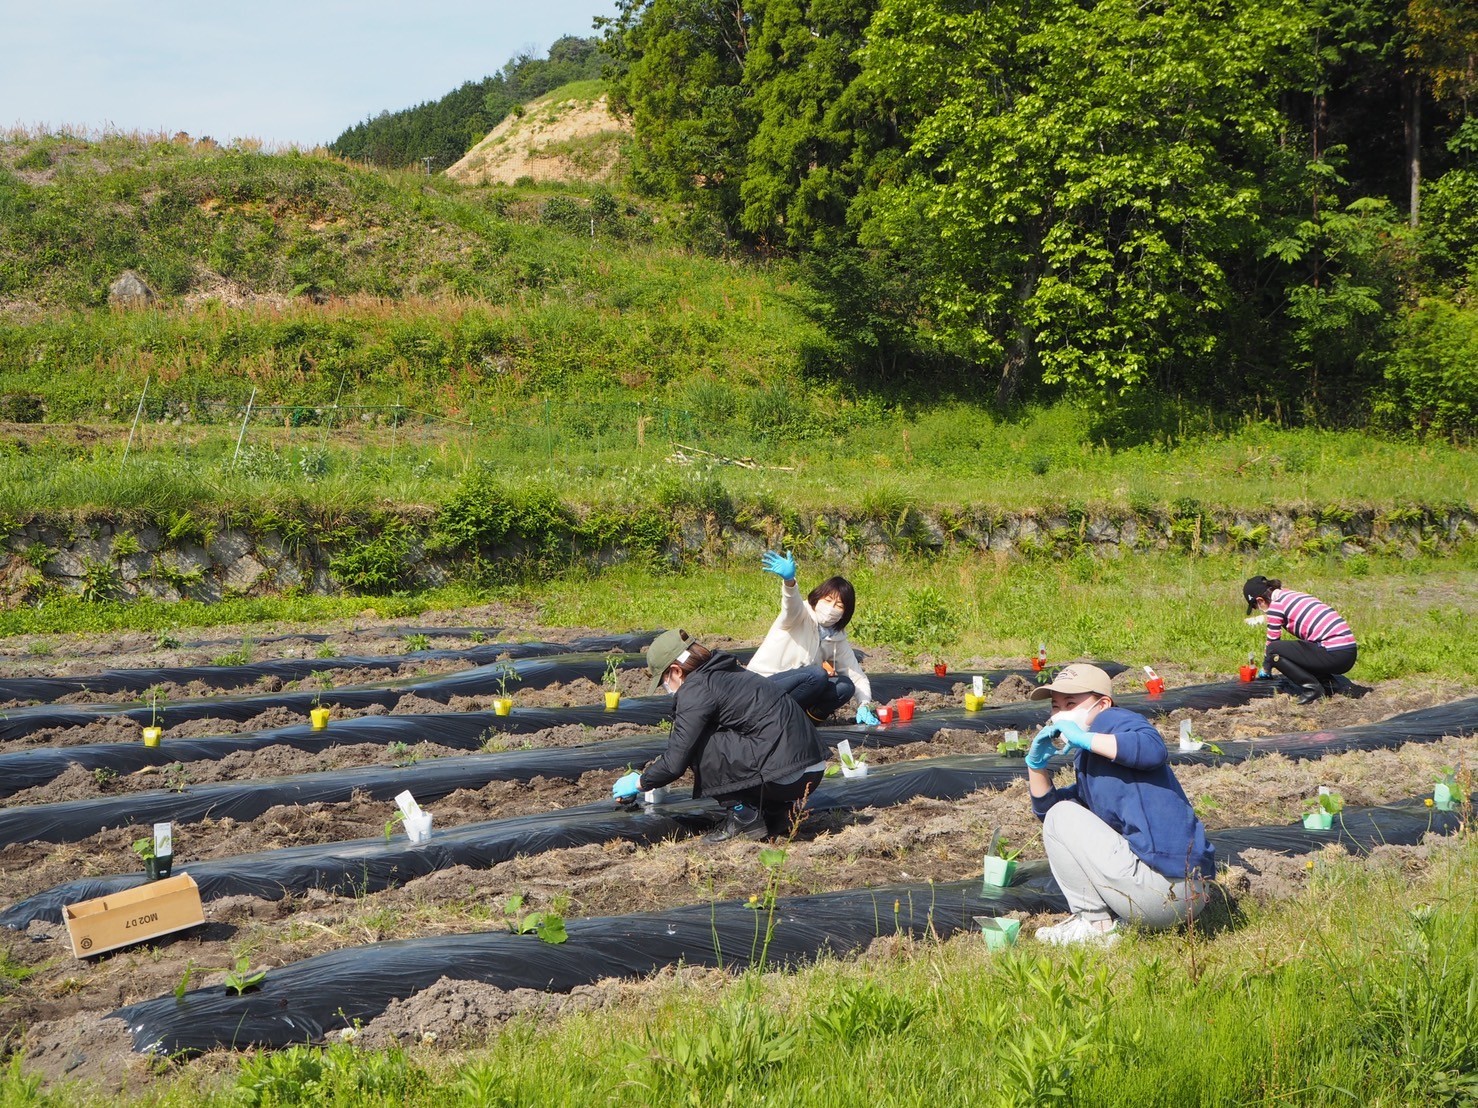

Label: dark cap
[646,629,694,694]
[1243,576,1273,614]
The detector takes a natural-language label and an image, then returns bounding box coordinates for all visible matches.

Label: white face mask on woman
[813,600,844,628]
[1048,701,1100,733]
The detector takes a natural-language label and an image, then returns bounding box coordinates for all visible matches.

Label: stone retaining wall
[1,505,1472,605]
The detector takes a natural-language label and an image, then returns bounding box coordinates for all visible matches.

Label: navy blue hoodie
[1030,706,1215,879]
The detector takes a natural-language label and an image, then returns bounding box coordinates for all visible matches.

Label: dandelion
[1424,797,1435,807]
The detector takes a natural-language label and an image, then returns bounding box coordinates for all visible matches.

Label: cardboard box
[63,873,205,958]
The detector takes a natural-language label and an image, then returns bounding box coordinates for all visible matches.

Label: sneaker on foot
[1034,914,1120,948]
[703,804,766,843]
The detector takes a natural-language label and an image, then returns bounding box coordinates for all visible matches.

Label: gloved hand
[761,550,797,581]
[1025,727,1058,770]
[855,703,880,726]
[612,771,642,800]
[1056,718,1094,751]
[1256,668,1272,679]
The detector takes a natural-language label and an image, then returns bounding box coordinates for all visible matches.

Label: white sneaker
[1034,914,1120,948]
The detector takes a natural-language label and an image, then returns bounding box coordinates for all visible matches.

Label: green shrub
[1382,297,1478,434]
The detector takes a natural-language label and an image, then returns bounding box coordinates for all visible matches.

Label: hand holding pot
[612,771,642,800]
[761,550,797,582]
[855,703,880,726]
[1025,729,1058,770]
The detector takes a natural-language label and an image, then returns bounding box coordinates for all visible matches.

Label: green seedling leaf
[224,955,267,995]
[502,893,525,915]
[759,847,787,870]
[535,914,568,945]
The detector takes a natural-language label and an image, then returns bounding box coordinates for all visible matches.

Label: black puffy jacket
[639,651,826,799]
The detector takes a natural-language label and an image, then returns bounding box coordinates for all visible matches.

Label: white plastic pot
[405,811,433,842]
[840,762,869,778]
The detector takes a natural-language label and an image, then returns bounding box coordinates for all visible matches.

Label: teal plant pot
[1302,811,1334,831]
[982,855,1018,887]
[975,916,1021,950]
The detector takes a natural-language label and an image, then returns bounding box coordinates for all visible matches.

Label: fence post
[119,375,150,472]
[231,386,257,468]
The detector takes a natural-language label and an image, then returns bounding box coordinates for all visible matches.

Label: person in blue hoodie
[1023,664,1214,947]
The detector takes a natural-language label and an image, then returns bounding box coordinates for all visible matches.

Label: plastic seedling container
[974,916,1021,950]
[895,697,916,722]
[964,693,984,711]
[310,707,331,731]
[604,690,621,710]
[1144,666,1165,697]
[1239,664,1257,683]
[982,854,1018,887]
[997,729,1026,758]
[1433,783,1454,812]
[493,697,513,716]
[1303,811,1334,830]
[934,662,948,678]
[1178,720,1204,752]
[146,822,174,880]
[404,811,433,842]
[836,739,869,777]
[142,726,162,748]
[642,786,668,805]
[876,704,894,725]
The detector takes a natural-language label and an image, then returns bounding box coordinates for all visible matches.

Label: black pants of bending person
[712,769,824,836]
[768,665,855,721]
[1269,641,1357,692]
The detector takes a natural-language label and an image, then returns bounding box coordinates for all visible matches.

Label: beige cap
[1028,663,1114,701]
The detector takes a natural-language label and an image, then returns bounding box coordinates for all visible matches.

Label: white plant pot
[840,762,869,778]
[405,812,433,842]
[643,787,668,805]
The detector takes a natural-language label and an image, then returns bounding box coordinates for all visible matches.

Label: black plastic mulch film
[0,634,660,743]
[8,693,1477,930]
[110,797,1465,1057]
[0,661,1126,803]
[0,673,1240,847]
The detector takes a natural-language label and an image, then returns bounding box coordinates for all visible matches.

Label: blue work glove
[1256,667,1272,679]
[612,771,642,800]
[1056,718,1094,751]
[1025,727,1058,770]
[761,550,797,582]
[855,703,880,726]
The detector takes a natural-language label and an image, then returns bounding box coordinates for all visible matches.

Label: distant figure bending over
[1243,575,1357,704]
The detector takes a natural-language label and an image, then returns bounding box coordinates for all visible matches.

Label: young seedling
[389,741,418,768]
[602,656,622,690]
[131,836,156,863]
[1303,787,1344,829]
[405,633,431,652]
[983,826,1021,887]
[223,954,267,995]
[496,664,521,699]
[383,811,406,842]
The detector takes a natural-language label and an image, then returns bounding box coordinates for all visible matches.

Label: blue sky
[1,0,617,147]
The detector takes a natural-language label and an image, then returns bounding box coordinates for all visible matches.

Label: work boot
[1322,674,1356,697]
[1295,683,1324,705]
[703,804,766,843]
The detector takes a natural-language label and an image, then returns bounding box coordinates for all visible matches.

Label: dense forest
[600,0,1478,429]
[327,36,607,170]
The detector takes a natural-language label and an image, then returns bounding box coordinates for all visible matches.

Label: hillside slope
[447,83,630,187]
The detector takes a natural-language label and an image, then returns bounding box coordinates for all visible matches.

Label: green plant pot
[1302,811,1334,831]
[1433,783,1453,811]
[975,916,1021,950]
[144,854,173,881]
[982,856,1018,887]
[997,743,1026,758]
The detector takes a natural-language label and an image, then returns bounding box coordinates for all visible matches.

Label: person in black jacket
[611,628,828,842]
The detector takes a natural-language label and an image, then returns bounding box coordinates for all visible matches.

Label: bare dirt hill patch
[447,93,630,186]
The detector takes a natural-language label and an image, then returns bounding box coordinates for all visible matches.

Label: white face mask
[1245,614,1266,626]
[662,672,680,695]
[813,601,844,627]
[1049,701,1099,732]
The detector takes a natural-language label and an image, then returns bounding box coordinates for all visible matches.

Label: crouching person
[1023,664,1214,946]
[611,629,827,842]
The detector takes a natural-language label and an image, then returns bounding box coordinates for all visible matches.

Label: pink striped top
[1266,589,1356,650]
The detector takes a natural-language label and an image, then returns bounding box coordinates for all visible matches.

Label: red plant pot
[1239,665,1257,683]
[1031,657,1045,672]
[877,704,894,724]
[934,663,948,678]
[1145,676,1165,697]
[895,697,916,722]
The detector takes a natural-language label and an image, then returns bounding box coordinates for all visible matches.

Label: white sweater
[746,580,872,705]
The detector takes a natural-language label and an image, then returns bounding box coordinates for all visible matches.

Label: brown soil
[2,625,1474,1094]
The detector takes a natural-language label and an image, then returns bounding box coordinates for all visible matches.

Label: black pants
[1269,642,1357,689]
[768,665,855,720]
[713,769,824,828]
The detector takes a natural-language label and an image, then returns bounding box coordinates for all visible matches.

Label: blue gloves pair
[1025,719,1092,769]
[761,550,798,582]
[612,771,642,800]
[856,703,879,726]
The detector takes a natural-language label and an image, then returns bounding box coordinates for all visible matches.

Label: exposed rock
[107,270,155,308]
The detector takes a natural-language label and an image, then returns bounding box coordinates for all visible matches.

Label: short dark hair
[807,576,856,631]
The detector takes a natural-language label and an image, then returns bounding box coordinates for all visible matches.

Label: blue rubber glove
[855,703,880,726]
[612,771,642,800]
[1256,668,1272,679]
[1025,727,1058,770]
[761,550,797,582]
[1056,718,1094,751]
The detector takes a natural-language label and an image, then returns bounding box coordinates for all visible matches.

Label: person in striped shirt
[1242,575,1358,704]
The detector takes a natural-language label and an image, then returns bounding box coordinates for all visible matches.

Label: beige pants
[1042,802,1207,929]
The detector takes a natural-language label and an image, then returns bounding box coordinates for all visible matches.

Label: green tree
[858,0,1317,404]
